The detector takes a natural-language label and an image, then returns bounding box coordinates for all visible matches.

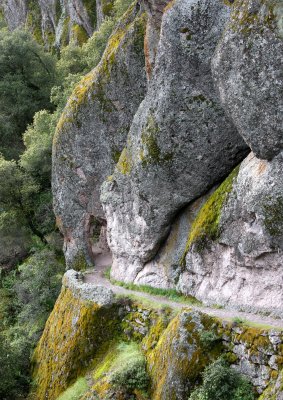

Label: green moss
[140,114,173,167]
[71,24,89,46]
[57,377,89,400]
[230,0,278,35]
[263,196,283,236]
[180,165,240,266]
[147,312,223,400]
[32,288,121,400]
[111,148,122,163]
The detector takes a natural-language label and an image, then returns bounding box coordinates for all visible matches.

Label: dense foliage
[188,358,255,400]
[0,30,57,159]
[0,2,136,399]
[0,248,65,399]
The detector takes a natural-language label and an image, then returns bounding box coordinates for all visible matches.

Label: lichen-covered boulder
[178,152,283,317]
[147,309,221,400]
[32,275,119,400]
[212,0,283,160]
[101,0,248,282]
[52,4,147,269]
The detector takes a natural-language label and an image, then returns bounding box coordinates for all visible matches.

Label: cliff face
[52,3,147,269]
[0,0,111,48]
[32,271,283,399]
[52,0,283,317]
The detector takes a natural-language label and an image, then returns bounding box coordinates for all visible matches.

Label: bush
[188,358,255,400]
[111,359,150,392]
[199,330,221,350]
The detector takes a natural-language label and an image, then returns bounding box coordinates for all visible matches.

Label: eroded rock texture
[178,152,283,317]
[212,0,283,160]
[52,5,147,268]
[101,0,248,282]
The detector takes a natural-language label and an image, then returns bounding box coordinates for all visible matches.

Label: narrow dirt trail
[84,253,283,330]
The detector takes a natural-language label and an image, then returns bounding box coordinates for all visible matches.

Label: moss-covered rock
[147,310,223,400]
[32,286,120,399]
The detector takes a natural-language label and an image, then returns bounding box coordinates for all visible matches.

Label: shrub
[111,358,150,392]
[188,358,255,400]
[199,330,221,350]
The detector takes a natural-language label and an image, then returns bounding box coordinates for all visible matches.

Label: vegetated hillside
[0,0,282,399]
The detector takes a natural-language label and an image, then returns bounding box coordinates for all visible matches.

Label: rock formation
[52,0,283,320]
[52,3,147,269]
[101,0,248,282]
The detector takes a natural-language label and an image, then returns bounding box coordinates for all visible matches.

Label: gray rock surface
[133,191,213,288]
[212,0,283,160]
[178,152,283,317]
[52,5,147,269]
[63,269,114,305]
[101,0,248,282]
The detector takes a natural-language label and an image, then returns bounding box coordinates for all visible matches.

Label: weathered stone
[178,152,283,317]
[101,0,248,282]
[212,0,283,160]
[63,269,114,305]
[52,5,147,268]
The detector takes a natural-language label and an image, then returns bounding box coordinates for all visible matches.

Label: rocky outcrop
[1,0,106,48]
[212,0,283,160]
[101,0,248,282]
[52,4,147,269]
[178,152,283,318]
[33,278,283,399]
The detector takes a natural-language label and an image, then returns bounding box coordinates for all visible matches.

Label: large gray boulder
[212,0,283,160]
[52,5,147,269]
[178,152,283,318]
[101,0,248,282]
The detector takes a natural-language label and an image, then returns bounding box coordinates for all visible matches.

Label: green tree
[0,29,57,159]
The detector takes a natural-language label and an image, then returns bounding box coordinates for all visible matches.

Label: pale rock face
[178,152,283,318]
[212,0,283,160]
[101,0,248,282]
[52,6,147,269]
[133,191,213,288]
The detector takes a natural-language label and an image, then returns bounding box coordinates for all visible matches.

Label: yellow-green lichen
[146,311,223,400]
[117,147,132,175]
[32,288,120,400]
[230,0,279,35]
[54,7,145,145]
[71,24,89,46]
[263,196,283,237]
[140,114,173,167]
[180,165,240,266]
